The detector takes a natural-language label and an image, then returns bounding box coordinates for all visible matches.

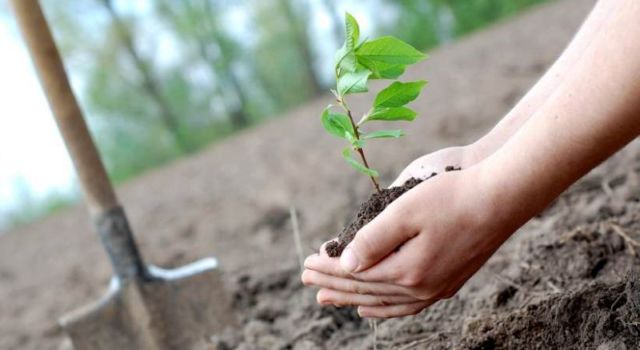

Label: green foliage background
[2,0,549,229]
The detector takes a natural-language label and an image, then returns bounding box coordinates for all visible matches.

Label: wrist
[462,137,497,167]
[471,155,541,236]
[467,107,536,165]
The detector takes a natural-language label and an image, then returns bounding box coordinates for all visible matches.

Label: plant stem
[338,98,382,194]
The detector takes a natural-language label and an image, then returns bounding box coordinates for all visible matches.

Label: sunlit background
[0,0,547,231]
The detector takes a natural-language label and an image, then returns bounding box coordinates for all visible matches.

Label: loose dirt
[326,165,461,257]
[212,142,640,349]
[3,1,638,349]
[326,177,426,257]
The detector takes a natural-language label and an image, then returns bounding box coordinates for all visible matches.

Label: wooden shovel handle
[10,0,118,214]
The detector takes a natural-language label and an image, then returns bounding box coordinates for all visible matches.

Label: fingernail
[340,246,359,273]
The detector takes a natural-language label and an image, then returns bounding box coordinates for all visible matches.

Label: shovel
[10,1,235,349]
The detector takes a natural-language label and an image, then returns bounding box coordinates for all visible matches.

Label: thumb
[340,200,417,273]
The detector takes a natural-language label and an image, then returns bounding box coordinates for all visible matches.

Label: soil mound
[213,143,640,349]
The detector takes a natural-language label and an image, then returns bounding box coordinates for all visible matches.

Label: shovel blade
[59,258,235,350]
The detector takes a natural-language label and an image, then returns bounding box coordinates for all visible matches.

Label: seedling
[321,13,427,193]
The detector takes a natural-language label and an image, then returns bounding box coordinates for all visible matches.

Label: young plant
[321,13,427,194]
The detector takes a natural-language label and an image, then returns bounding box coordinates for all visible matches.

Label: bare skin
[302,0,640,318]
[392,0,617,187]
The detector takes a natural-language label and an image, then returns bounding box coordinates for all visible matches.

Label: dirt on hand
[326,166,462,257]
[325,177,426,257]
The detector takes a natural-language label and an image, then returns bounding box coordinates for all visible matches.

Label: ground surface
[2,0,639,349]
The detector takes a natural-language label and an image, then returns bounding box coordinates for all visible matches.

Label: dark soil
[326,166,461,257]
[461,278,640,350]
[214,171,640,349]
[325,177,425,257]
[212,139,640,349]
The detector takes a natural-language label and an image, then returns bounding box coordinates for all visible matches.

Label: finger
[351,232,427,284]
[301,269,410,296]
[304,253,352,278]
[340,197,419,273]
[358,300,434,319]
[316,289,419,307]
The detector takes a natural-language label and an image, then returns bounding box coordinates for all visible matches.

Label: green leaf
[345,129,356,143]
[361,129,405,140]
[337,67,370,96]
[374,66,405,79]
[367,106,417,122]
[344,13,359,50]
[375,64,405,79]
[321,107,354,139]
[357,58,405,80]
[334,13,360,76]
[342,147,379,177]
[356,36,426,65]
[345,131,366,149]
[374,80,427,108]
[335,45,357,75]
[353,139,366,148]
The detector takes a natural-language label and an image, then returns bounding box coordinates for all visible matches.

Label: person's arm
[469,0,617,160]
[391,0,618,187]
[482,0,640,222]
[302,0,640,318]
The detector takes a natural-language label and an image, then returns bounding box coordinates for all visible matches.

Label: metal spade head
[57,207,236,350]
[59,258,235,350]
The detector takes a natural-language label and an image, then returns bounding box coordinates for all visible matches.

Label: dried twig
[393,333,453,350]
[289,206,304,271]
[490,272,528,294]
[328,330,371,348]
[546,281,563,294]
[603,221,640,256]
[559,225,586,244]
[369,319,378,350]
[396,338,433,350]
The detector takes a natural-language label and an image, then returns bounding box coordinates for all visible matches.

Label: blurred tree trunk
[154,2,230,121]
[278,0,323,96]
[320,0,343,47]
[194,37,250,130]
[158,0,251,130]
[99,0,192,153]
[199,0,250,129]
[199,0,280,121]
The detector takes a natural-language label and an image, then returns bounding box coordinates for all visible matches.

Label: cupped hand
[389,145,480,187]
[302,158,523,318]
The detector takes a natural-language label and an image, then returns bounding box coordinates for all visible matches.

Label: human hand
[302,161,524,318]
[303,0,640,319]
[390,145,481,187]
